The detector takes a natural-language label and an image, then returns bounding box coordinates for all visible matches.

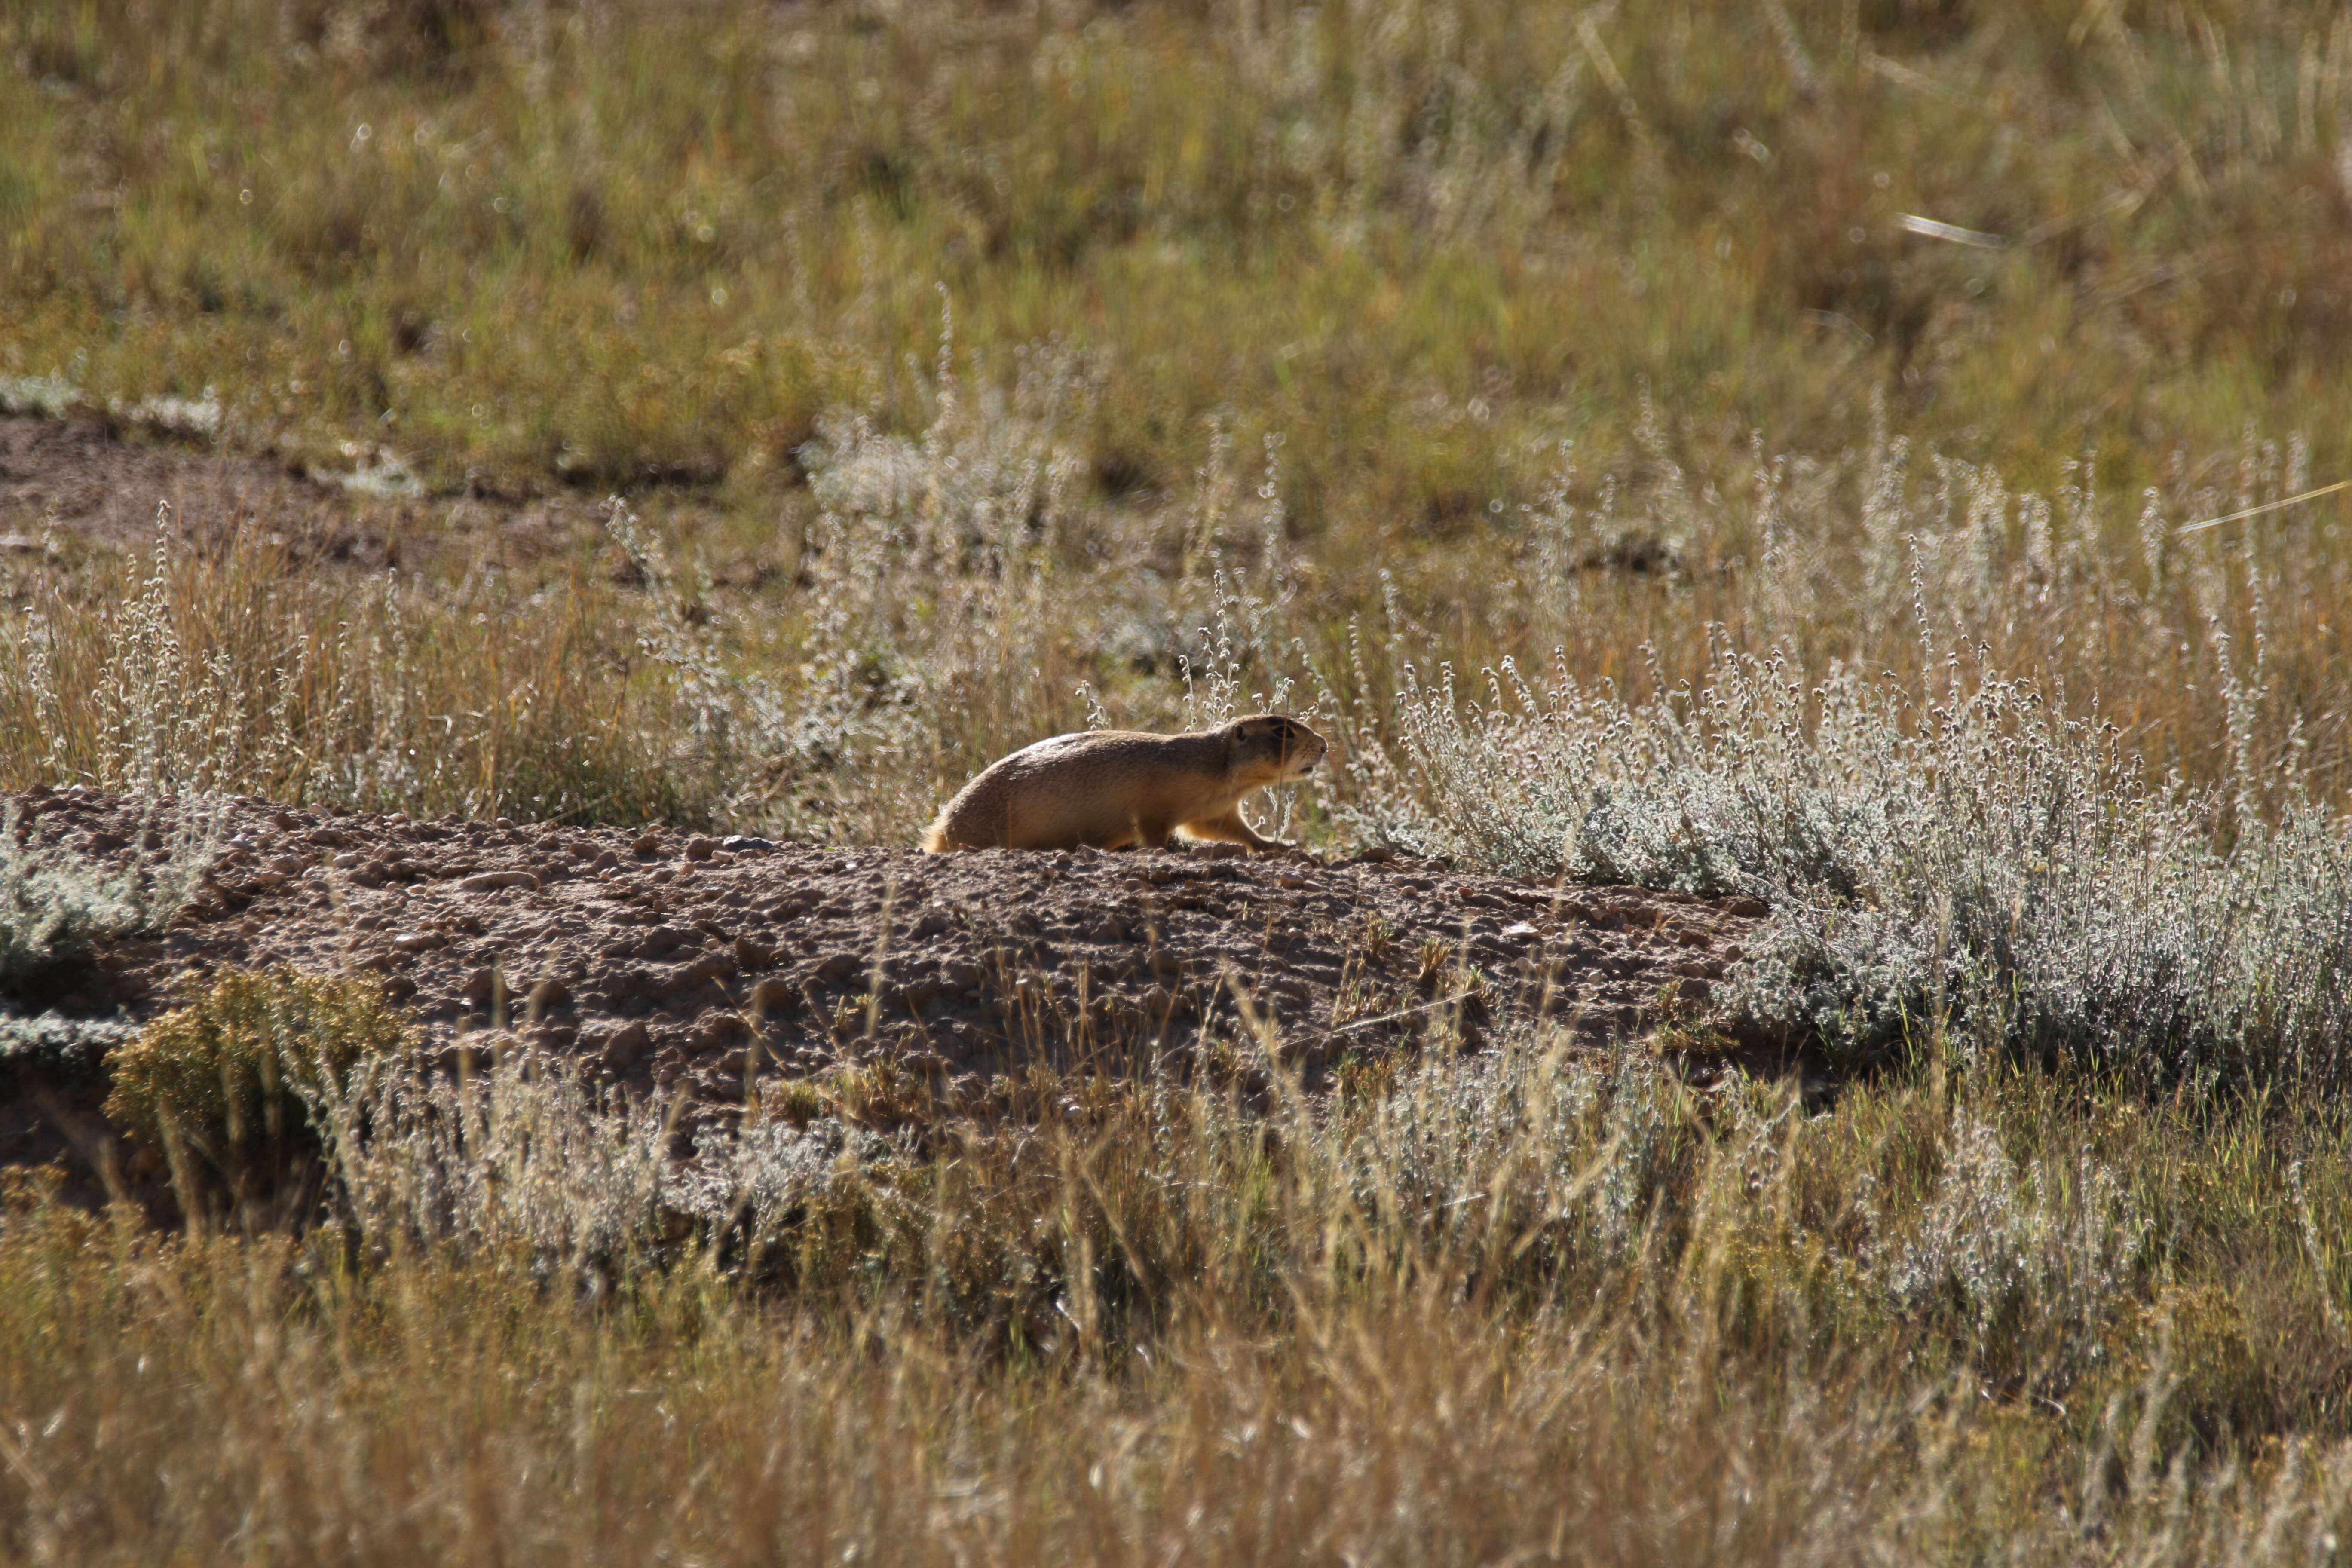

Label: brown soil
[0,413,631,573]
[2,413,401,564]
[3,789,1764,1179]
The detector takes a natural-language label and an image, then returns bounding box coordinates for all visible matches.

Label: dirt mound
[3,789,1762,1160]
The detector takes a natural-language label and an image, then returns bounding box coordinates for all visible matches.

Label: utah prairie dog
[922,715,1327,854]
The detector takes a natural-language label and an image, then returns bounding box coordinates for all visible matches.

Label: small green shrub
[0,802,217,984]
[102,968,416,1170]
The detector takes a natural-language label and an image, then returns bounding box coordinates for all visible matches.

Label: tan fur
[922,715,1328,854]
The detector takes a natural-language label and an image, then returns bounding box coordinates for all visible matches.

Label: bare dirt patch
[0,413,406,564]
[3,789,1762,1167]
[0,414,636,572]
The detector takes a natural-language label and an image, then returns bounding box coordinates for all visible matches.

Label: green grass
[11,0,2352,502]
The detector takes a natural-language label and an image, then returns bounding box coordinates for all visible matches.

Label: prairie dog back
[922,715,1325,853]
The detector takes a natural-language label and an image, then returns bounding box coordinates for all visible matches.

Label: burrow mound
[3,789,1763,1160]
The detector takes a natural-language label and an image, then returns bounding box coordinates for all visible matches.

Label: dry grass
[10,1036,2352,1562]
[0,524,714,825]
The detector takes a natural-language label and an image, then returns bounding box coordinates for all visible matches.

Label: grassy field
[7,0,2352,1560]
[7,0,2352,823]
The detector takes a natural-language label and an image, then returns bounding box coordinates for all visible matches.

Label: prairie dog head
[1223,714,1327,784]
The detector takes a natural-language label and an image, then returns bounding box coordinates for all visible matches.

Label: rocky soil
[4,789,1764,1170]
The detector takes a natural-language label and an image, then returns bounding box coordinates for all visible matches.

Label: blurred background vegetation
[2,0,2349,828]
[12,0,2352,497]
